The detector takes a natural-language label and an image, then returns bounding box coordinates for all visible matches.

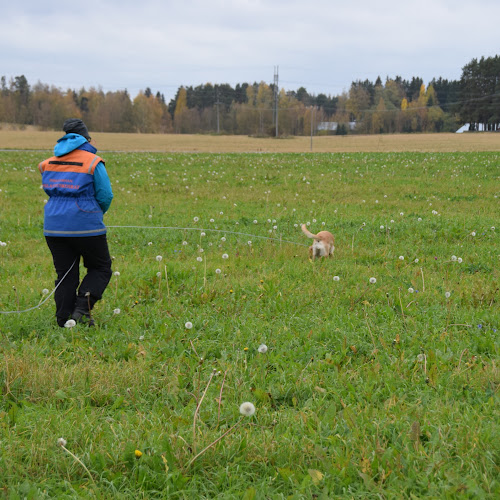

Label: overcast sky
[1,0,498,102]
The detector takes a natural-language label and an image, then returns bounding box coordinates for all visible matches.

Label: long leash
[0,226,308,315]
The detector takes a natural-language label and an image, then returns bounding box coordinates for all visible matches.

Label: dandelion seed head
[239,402,256,417]
[457,257,463,263]
[369,277,377,284]
[380,225,384,230]
[113,271,120,276]
[445,291,451,299]
[221,237,226,242]
[258,344,268,353]
[148,242,153,246]
[333,276,340,281]
[185,321,193,329]
[182,241,188,246]
[399,256,404,261]
[113,308,121,315]
[64,319,76,328]
[222,253,229,259]
[451,255,457,261]
[200,232,206,237]
[57,437,67,447]
[156,255,163,262]
[408,287,414,293]
[193,217,199,222]
[215,268,222,274]
[196,256,203,262]
[42,288,49,295]
[417,354,425,363]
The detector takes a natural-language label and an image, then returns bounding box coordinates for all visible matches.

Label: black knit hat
[62,118,91,140]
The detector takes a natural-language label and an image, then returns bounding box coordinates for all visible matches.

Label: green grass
[0,151,499,498]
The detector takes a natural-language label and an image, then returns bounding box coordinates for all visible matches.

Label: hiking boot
[72,308,95,327]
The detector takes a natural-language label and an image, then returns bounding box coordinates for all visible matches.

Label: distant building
[317,121,356,132]
[456,123,487,133]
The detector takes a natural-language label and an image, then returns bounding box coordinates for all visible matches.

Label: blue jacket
[39,133,113,237]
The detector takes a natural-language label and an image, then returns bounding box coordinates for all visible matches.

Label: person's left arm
[93,162,113,213]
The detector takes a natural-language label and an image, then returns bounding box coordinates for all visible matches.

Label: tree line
[1,55,498,135]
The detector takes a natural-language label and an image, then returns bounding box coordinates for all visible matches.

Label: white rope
[0,259,77,315]
[106,225,309,248]
[0,225,307,315]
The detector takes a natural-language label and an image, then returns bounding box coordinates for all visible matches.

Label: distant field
[1,128,500,152]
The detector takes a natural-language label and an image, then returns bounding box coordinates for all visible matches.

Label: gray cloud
[1,0,498,100]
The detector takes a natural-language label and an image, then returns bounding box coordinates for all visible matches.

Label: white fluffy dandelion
[408,287,414,293]
[193,216,199,222]
[445,291,451,299]
[369,277,377,284]
[57,437,67,447]
[113,271,120,276]
[42,288,50,295]
[239,402,256,417]
[222,253,229,260]
[258,344,268,353]
[196,256,203,262]
[457,257,463,263]
[399,256,404,261]
[113,308,121,315]
[156,255,163,262]
[451,255,457,262]
[185,321,193,329]
[182,241,188,246]
[215,268,222,274]
[333,276,340,281]
[64,319,76,328]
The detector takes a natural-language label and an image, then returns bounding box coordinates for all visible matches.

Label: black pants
[45,235,112,326]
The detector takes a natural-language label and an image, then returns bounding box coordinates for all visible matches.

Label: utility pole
[215,88,221,134]
[273,66,279,137]
[310,106,315,152]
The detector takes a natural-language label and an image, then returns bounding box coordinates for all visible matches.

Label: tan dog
[301,224,335,260]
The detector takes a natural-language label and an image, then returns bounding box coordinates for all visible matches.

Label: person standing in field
[38,119,113,327]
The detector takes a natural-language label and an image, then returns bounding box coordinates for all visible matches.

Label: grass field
[0,139,499,498]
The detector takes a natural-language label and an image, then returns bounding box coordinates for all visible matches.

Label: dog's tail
[301,224,318,239]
